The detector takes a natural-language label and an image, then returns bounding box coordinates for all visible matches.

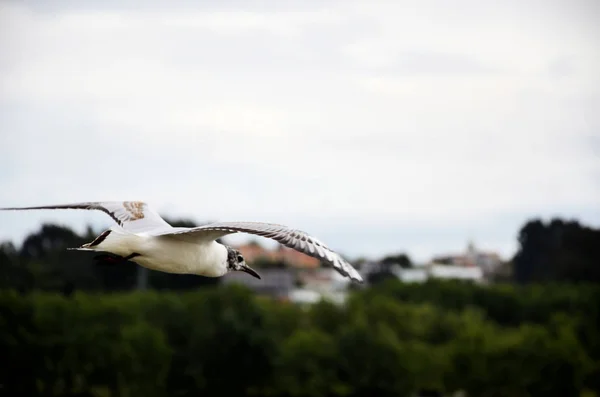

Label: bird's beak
[239,263,261,279]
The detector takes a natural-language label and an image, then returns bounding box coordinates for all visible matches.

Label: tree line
[1,280,599,396]
[1,216,599,396]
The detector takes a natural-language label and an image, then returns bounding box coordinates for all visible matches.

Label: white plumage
[0,201,363,283]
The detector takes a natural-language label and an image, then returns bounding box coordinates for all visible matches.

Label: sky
[0,0,598,263]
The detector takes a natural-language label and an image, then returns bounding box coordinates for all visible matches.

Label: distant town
[225,239,508,305]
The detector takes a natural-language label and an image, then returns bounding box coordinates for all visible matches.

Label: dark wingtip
[88,230,111,247]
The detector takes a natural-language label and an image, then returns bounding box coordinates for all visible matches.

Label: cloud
[0,0,598,262]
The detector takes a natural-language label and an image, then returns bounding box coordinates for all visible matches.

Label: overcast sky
[0,0,598,262]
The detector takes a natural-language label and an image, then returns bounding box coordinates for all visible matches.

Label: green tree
[275,328,347,396]
[513,218,600,283]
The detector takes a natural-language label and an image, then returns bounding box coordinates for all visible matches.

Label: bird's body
[86,227,229,277]
[0,201,363,282]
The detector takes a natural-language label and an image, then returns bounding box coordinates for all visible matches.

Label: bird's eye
[237,255,244,262]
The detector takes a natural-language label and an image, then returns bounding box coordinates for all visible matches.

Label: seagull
[0,201,363,282]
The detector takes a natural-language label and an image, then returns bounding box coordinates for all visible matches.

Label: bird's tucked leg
[94,252,141,265]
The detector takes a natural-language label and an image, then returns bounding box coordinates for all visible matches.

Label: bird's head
[226,246,261,279]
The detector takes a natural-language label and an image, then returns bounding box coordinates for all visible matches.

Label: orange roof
[236,243,321,268]
[236,243,279,262]
[279,246,321,268]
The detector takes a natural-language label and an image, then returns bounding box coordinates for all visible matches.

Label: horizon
[0,208,597,264]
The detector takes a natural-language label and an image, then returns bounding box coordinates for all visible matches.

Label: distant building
[361,254,486,284]
[235,241,279,263]
[222,267,351,305]
[394,267,428,283]
[293,268,350,305]
[431,241,503,280]
[226,242,352,304]
[427,263,483,283]
[222,268,295,299]
[228,240,500,299]
[235,241,321,269]
[278,246,322,268]
[297,267,350,291]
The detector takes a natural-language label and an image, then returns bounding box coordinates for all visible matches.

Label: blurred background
[0,0,599,396]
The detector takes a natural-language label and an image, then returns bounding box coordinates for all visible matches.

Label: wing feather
[155,221,363,282]
[0,201,172,234]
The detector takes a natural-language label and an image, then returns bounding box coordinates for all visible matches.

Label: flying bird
[0,201,363,282]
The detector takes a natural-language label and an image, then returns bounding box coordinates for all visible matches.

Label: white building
[391,266,429,283]
[428,263,483,283]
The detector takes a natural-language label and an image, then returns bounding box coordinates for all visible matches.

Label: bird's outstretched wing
[0,201,172,234]
[155,221,363,283]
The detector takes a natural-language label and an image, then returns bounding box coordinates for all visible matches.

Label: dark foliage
[513,218,600,284]
[0,282,598,396]
[1,217,599,396]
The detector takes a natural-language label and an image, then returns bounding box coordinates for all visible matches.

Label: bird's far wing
[0,201,173,234]
[155,221,364,282]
